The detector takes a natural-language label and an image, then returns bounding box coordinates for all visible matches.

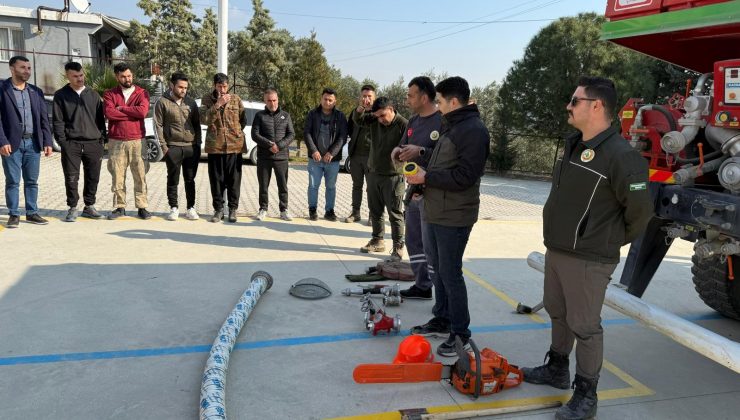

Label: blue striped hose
[200,271,274,420]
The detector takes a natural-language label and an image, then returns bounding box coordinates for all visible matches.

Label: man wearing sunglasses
[521,76,652,420]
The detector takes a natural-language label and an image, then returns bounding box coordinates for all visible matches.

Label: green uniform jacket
[352,110,408,176]
[543,126,654,264]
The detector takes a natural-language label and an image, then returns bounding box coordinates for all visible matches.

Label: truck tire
[691,254,740,320]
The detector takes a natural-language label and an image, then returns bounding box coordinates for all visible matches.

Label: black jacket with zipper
[52,84,106,142]
[423,104,490,227]
[304,106,348,162]
[251,106,295,161]
[543,126,653,264]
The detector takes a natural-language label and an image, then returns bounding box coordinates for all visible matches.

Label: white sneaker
[185,207,199,220]
[256,209,267,221]
[166,207,179,221]
[280,211,293,221]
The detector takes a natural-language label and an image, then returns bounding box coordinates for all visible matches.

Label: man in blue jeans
[304,88,348,221]
[0,56,53,228]
[406,77,490,357]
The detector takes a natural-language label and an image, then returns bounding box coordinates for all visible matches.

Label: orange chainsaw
[353,337,523,398]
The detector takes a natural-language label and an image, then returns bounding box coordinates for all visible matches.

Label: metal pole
[217,0,228,74]
[526,251,740,374]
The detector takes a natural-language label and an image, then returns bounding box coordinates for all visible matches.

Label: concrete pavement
[0,155,738,419]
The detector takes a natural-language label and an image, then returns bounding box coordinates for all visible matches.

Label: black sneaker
[228,209,237,223]
[410,317,450,338]
[137,208,152,220]
[309,207,318,221]
[6,215,19,228]
[324,210,337,222]
[26,213,49,225]
[81,205,103,219]
[108,208,125,220]
[400,285,432,300]
[437,335,471,357]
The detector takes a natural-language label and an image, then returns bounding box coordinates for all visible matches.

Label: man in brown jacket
[200,73,246,223]
[154,72,201,221]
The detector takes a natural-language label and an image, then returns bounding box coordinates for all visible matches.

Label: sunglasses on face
[570,97,597,107]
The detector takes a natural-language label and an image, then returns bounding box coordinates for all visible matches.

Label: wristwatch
[419,147,426,157]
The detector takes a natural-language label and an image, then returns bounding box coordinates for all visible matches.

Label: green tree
[230,0,290,99]
[497,13,690,139]
[279,32,333,151]
[126,0,217,98]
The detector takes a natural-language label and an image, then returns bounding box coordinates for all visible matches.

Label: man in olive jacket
[405,77,489,357]
[155,72,201,221]
[252,88,295,221]
[520,76,653,420]
[200,73,246,223]
[353,97,408,260]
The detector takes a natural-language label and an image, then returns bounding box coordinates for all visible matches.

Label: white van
[144,98,265,164]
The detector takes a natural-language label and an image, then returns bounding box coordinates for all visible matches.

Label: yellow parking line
[463,268,546,323]
[333,268,655,419]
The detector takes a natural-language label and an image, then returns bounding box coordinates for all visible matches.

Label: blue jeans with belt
[2,138,41,216]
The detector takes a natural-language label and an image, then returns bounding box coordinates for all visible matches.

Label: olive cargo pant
[543,249,617,380]
[107,139,149,209]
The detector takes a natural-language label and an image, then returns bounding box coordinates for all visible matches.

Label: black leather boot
[521,349,570,389]
[556,374,598,420]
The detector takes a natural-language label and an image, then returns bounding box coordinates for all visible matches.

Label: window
[0,28,25,61]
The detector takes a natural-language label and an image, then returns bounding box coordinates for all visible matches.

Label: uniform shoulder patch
[629,182,647,191]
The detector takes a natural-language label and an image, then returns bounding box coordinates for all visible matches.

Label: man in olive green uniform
[344,84,376,223]
[521,76,653,420]
[353,97,408,261]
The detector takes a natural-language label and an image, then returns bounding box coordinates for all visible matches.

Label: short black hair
[170,72,188,85]
[322,87,337,96]
[9,56,29,66]
[408,76,436,101]
[64,61,82,72]
[371,96,394,112]
[578,76,617,119]
[435,76,470,104]
[213,73,229,85]
[113,62,130,74]
[361,84,376,92]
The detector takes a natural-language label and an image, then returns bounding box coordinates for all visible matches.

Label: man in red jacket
[104,62,151,220]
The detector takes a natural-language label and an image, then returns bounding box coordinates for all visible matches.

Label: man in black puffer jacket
[251,88,295,221]
[405,77,489,358]
[304,88,348,221]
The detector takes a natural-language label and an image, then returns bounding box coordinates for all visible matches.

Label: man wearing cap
[353,96,408,261]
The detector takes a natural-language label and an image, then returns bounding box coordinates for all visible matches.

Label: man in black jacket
[406,77,489,357]
[520,77,652,420]
[52,61,106,222]
[304,88,348,221]
[252,88,295,221]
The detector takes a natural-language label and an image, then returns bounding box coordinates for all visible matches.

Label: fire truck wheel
[691,254,740,320]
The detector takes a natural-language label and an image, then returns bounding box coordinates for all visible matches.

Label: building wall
[0,15,102,94]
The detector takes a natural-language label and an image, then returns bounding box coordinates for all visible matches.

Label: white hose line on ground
[527,252,740,374]
[200,271,274,420]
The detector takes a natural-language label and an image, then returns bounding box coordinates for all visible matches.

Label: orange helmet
[393,335,434,364]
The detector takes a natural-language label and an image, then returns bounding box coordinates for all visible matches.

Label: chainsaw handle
[503,364,524,389]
